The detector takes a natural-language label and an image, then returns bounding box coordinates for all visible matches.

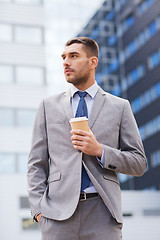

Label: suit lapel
[62,87,107,127]
[88,87,106,129]
[62,89,74,122]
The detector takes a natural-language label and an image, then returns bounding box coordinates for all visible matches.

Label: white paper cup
[69,117,89,131]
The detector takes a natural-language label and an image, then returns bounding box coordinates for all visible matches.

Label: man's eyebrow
[61,51,80,58]
[69,51,79,55]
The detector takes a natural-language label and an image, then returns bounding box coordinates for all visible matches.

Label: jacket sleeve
[102,100,147,176]
[27,100,49,217]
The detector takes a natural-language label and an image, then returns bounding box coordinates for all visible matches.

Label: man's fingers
[70,129,90,136]
[71,134,88,141]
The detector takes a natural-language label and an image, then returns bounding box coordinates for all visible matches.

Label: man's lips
[65,69,73,74]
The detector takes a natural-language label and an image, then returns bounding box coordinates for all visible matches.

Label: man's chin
[66,77,75,84]
[66,78,73,84]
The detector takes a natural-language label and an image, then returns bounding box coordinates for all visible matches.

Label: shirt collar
[70,82,99,99]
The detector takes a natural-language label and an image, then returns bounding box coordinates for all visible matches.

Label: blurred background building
[0,0,47,239]
[0,0,160,239]
[78,0,160,191]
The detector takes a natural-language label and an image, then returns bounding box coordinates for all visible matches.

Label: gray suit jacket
[27,87,147,224]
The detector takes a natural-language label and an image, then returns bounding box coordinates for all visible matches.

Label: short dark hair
[65,37,99,59]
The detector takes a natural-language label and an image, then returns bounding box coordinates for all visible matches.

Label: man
[27,37,147,240]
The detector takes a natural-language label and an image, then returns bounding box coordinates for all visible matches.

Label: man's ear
[89,56,98,69]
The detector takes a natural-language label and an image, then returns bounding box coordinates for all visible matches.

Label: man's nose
[63,57,70,67]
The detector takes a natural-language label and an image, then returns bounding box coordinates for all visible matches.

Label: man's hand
[36,213,42,222]
[70,129,102,158]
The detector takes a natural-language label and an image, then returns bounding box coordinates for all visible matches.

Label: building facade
[0,0,47,239]
[78,0,118,93]
[78,0,160,190]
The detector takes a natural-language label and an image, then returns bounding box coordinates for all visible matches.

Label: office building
[77,0,118,93]
[0,0,46,239]
[78,0,160,190]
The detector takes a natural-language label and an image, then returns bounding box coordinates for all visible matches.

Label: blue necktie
[75,91,90,191]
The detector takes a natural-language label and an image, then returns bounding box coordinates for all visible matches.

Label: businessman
[27,37,147,240]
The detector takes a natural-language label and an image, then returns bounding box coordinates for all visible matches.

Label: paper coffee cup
[69,117,89,131]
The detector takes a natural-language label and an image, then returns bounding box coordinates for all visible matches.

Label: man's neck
[73,80,96,91]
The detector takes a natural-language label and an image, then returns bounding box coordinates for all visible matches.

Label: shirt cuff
[96,148,105,167]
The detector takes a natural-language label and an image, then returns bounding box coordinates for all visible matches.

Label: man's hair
[65,37,99,59]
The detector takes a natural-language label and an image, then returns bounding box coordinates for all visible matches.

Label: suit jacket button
[108,164,116,170]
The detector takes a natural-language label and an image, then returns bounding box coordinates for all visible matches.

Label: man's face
[61,43,91,87]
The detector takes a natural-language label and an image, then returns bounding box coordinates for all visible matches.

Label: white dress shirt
[70,82,104,193]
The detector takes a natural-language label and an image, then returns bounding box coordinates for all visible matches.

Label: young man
[27,37,147,240]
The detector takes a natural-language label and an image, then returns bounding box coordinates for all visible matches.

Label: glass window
[16,66,45,86]
[155,82,160,97]
[151,149,160,167]
[99,21,113,36]
[132,82,160,114]
[147,0,154,7]
[0,153,15,174]
[132,98,141,113]
[15,26,43,45]
[91,26,99,39]
[144,91,152,105]
[152,52,160,67]
[139,127,145,140]
[110,58,119,72]
[130,69,138,84]
[16,109,36,127]
[105,10,114,21]
[22,218,39,230]
[14,0,42,5]
[123,14,160,62]
[138,1,147,14]
[138,0,155,15]
[137,29,149,48]
[0,108,14,127]
[138,65,145,78]
[0,0,11,2]
[128,41,136,55]
[125,64,145,88]
[111,83,121,97]
[108,35,117,46]
[148,21,157,37]
[127,15,134,27]
[17,153,28,173]
[149,51,160,69]
[156,116,160,130]
[145,120,157,137]
[20,196,30,209]
[118,173,129,183]
[0,24,12,42]
[0,65,13,83]
[122,15,135,34]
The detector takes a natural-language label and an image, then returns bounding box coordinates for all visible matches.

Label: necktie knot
[77,91,87,99]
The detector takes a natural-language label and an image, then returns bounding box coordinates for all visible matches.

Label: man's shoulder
[99,87,128,105]
[43,90,69,105]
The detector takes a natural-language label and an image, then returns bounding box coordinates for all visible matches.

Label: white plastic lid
[69,116,88,122]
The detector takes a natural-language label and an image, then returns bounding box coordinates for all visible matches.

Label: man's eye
[72,55,77,58]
